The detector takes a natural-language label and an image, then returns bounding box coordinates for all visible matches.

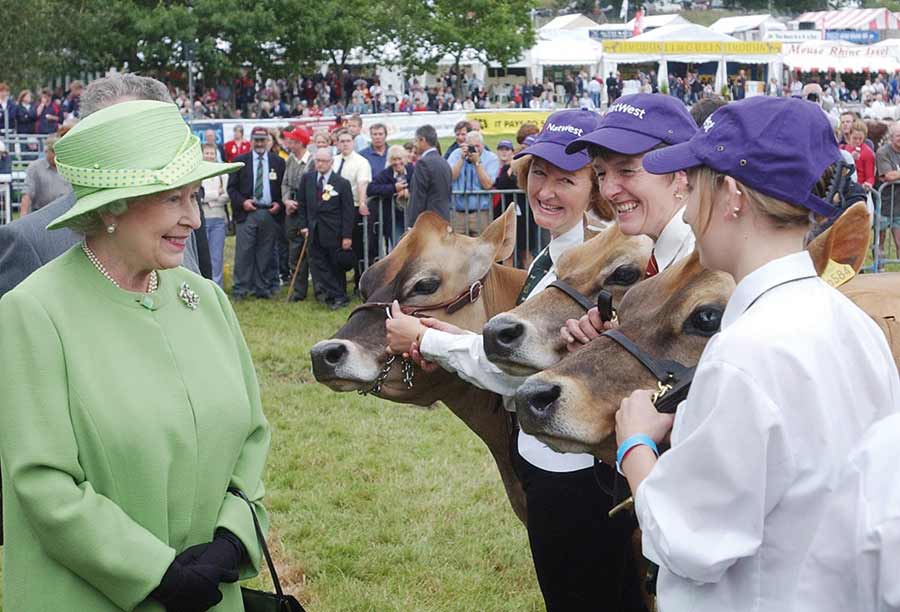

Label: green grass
[0,235,541,612]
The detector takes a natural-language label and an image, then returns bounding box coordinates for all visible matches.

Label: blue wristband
[616,434,659,476]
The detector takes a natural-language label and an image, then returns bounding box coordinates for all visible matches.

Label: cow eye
[684,306,723,337]
[411,278,440,295]
[604,264,642,286]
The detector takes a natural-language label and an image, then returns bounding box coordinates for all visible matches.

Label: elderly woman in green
[0,100,271,611]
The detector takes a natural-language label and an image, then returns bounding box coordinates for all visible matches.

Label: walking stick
[285,235,309,303]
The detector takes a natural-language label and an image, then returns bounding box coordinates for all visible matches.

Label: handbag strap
[227,487,285,597]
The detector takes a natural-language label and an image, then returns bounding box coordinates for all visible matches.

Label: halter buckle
[651,380,672,404]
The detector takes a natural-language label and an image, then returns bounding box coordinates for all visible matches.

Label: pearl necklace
[82,242,158,293]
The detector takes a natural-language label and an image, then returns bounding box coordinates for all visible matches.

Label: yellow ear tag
[821,259,856,288]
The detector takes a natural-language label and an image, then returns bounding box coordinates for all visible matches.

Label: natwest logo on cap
[702,116,716,133]
[546,122,584,137]
[606,102,647,119]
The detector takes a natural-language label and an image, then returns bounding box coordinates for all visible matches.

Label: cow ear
[807,202,871,274]
[480,203,518,262]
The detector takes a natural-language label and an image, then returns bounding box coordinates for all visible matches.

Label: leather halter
[548,277,692,412]
[602,329,695,414]
[348,279,485,321]
[546,280,618,324]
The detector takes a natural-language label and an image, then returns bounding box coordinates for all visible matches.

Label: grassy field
[0,232,543,612]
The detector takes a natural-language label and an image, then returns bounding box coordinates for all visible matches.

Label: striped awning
[796,8,900,31]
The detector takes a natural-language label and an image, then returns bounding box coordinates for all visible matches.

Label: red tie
[645,251,659,278]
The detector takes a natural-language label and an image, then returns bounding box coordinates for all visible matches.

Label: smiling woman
[0,99,272,612]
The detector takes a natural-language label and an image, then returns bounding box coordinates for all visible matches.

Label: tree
[392,0,537,99]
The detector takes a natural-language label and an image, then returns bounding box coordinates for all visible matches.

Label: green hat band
[56,133,202,189]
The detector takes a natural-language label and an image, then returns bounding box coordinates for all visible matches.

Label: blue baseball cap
[643,97,841,218]
[497,139,514,150]
[513,109,602,172]
[566,94,698,155]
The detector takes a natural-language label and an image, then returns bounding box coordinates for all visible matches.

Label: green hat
[48,100,243,230]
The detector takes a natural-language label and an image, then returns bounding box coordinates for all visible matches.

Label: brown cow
[513,203,900,461]
[311,206,531,521]
[484,225,652,375]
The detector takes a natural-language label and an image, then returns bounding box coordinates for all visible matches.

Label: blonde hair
[851,119,868,137]
[513,154,614,221]
[688,167,811,234]
[386,144,407,163]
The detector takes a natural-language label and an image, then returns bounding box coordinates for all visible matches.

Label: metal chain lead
[358,354,415,396]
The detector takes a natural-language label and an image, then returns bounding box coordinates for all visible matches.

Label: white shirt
[419,222,594,472]
[635,251,900,612]
[795,413,900,612]
[335,150,372,206]
[653,207,695,271]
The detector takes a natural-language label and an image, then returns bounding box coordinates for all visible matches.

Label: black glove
[150,556,239,612]
[174,529,245,572]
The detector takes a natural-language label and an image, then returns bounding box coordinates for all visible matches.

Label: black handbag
[227,488,307,612]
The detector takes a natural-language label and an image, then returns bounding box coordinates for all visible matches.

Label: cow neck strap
[546,279,595,311]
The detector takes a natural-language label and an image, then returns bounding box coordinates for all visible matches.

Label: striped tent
[796,8,900,31]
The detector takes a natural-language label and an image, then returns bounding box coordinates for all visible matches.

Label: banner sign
[466,110,553,135]
[782,42,892,59]
[765,30,823,42]
[825,29,879,44]
[604,40,781,55]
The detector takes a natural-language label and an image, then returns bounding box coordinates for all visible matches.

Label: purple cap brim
[642,141,703,174]
[513,141,590,172]
[565,127,663,156]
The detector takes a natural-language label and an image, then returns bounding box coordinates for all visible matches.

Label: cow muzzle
[310,339,381,391]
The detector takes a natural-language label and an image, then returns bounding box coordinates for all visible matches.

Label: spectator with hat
[0,97,271,612]
[227,126,286,300]
[282,126,315,301]
[561,93,699,348]
[615,96,900,612]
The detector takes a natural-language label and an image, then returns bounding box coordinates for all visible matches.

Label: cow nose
[515,379,561,418]
[310,341,349,379]
[483,315,526,358]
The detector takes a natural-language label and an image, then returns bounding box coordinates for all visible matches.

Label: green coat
[0,246,271,611]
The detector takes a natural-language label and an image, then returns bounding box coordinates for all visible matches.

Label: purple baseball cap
[497,139,514,150]
[643,97,841,217]
[513,109,602,172]
[566,94,697,155]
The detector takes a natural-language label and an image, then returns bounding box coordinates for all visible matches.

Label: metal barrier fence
[0,132,49,222]
[874,182,900,272]
[357,189,550,272]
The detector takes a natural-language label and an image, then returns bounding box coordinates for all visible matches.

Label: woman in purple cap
[559,94,699,348]
[613,96,900,611]
[385,109,648,612]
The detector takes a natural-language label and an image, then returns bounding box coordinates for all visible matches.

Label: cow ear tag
[821,259,855,289]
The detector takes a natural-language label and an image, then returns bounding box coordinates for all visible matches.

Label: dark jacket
[297,170,355,247]
[0,99,18,132]
[406,150,452,226]
[367,163,414,201]
[15,104,37,134]
[227,150,286,224]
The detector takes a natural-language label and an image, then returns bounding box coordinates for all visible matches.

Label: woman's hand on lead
[561,307,613,352]
[385,300,425,355]
[616,389,675,447]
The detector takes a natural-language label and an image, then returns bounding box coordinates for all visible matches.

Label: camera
[467,145,477,154]
[806,93,819,103]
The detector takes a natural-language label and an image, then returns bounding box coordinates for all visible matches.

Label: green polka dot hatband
[48,99,243,230]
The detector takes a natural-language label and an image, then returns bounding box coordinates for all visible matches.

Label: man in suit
[297,146,355,309]
[0,74,204,302]
[406,124,452,227]
[227,126,286,299]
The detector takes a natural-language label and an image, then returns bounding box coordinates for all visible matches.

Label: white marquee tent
[795,8,900,31]
[709,14,786,41]
[781,39,900,74]
[602,23,780,91]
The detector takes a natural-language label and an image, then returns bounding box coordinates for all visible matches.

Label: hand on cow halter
[560,306,618,352]
[615,389,676,488]
[385,301,469,365]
